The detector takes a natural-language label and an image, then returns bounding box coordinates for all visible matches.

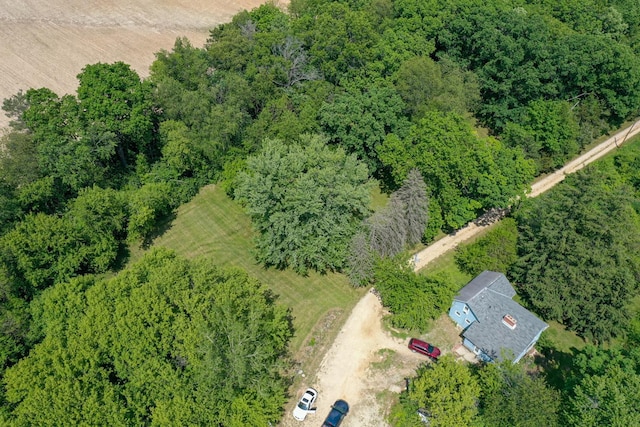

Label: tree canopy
[1,248,293,426]
[395,355,480,427]
[511,164,640,342]
[2,0,640,422]
[235,135,371,274]
[379,111,534,230]
[478,359,561,426]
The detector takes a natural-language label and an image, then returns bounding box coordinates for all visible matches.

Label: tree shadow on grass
[111,244,131,272]
[142,211,178,249]
[535,345,581,390]
[110,211,178,272]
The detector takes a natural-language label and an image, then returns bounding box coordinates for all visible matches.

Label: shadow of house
[448,271,548,363]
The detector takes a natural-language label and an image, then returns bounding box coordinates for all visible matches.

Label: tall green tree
[393,355,480,427]
[76,62,156,167]
[235,135,371,274]
[126,182,174,244]
[511,164,640,342]
[552,33,640,126]
[2,248,293,426]
[379,111,534,230]
[65,186,128,272]
[437,5,560,130]
[393,56,480,118]
[562,345,640,426]
[478,360,560,426]
[300,2,381,83]
[0,131,39,229]
[1,213,86,292]
[455,217,519,276]
[319,83,410,173]
[502,99,580,173]
[22,88,116,192]
[373,256,454,330]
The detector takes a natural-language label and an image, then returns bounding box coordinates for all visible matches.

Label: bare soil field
[0,0,274,128]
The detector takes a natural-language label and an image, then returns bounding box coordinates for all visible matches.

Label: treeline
[1,0,640,423]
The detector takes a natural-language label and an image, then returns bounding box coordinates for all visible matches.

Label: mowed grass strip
[150,185,364,352]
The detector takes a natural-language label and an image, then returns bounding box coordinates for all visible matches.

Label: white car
[292,387,318,421]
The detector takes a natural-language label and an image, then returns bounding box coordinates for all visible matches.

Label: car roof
[332,399,349,413]
[410,338,429,347]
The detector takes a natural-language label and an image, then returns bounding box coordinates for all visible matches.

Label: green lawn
[543,321,586,353]
[418,249,472,289]
[142,185,364,353]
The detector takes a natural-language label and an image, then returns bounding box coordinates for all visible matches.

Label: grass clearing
[370,348,398,371]
[370,180,390,212]
[143,185,365,353]
[418,248,472,289]
[543,321,586,354]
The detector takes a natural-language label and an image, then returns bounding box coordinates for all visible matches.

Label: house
[449,271,548,363]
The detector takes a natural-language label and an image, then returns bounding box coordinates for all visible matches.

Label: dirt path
[0,0,274,129]
[281,291,424,427]
[298,119,640,426]
[412,119,640,271]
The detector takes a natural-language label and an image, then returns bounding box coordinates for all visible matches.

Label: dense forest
[1,0,640,424]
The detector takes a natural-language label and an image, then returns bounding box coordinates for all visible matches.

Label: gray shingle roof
[455,270,516,303]
[457,271,548,362]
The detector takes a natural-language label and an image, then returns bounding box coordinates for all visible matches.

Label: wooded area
[1,0,640,424]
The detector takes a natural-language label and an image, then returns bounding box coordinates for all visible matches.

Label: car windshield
[427,344,434,353]
[298,399,310,410]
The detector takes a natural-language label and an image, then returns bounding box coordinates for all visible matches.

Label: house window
[465,319,471,325]
[455,311,461,317]
[462,306,469,314]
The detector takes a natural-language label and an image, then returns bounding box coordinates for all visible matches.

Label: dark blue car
[321,399,349,427]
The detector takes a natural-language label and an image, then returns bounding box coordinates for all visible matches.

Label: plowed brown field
[0,0,274,128]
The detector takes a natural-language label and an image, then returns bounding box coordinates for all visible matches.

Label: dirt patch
[0,0,280,128]
[279,291,428,427]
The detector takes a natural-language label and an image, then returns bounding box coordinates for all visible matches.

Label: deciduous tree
[407,355,480,427]
[379,111,534,231]
[455,217,518,276]
[373,256,454,330]
[319,83,410,173]
[562,346,640,426]
[503,100,580,173]
[235,135,371,274]
[2,248,293,426]
[478,360,560,426]
[76,62,156,167]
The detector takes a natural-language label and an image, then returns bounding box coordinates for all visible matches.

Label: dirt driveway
[412,119,640,271]
[280,291,426,427]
